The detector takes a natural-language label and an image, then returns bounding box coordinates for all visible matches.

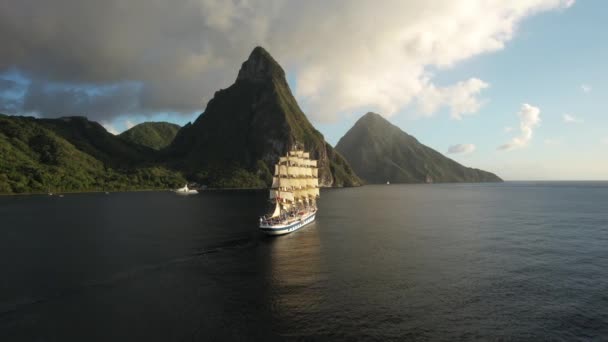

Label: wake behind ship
[259,146,320,235]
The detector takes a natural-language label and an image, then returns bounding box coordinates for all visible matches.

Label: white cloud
[417,78,489,120]
[504,126,513,133]
[499,103,541,151]
[563,114,583,124]
[0,0,576,122]
[125,120,136,129]
[581,84,592,93]
[102,122,118,135]
[447,143,476,155]
[289,1,575,121]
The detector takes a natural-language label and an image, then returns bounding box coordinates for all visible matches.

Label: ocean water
[0,182,607,341]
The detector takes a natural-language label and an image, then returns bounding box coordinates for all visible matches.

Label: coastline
[0,188,174,197]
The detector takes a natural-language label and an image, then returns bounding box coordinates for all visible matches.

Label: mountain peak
[359,112,388,124]
[362,112,384,119]
[336,112,503,184]
[354,112,398,133]
[236,46,285,83]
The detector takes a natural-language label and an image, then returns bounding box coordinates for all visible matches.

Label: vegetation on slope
[0,114,185,194]
[169,46,361,188]
[335,112,503,184]
[119,122,180,150]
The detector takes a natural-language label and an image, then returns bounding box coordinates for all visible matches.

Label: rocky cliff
[169,47,361,188]
[335,112,502,184]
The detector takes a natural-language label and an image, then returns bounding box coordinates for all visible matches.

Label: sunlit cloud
[499,103,541,151]
[417,79,489,120]
[0,0,575,123]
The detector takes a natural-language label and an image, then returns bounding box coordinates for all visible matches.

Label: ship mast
[269,144,319,216]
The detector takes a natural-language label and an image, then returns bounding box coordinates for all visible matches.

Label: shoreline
[0,188,173,197]
[1,180,604,197]
[0,187,270,196]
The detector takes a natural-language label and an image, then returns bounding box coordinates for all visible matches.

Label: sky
[0,0,605,180]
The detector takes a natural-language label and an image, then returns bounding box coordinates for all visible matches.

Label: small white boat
[174,184,198,195]
[386,181,390,185]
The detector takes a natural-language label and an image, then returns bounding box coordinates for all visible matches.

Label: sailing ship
[259,146,320,235]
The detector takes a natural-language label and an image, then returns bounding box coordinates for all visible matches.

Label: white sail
[271,176,279,188]
[286,166,301,176]
[270,190,294,202]
[270,201,281,218]
[305,178,318,187]
[282,178,296,189]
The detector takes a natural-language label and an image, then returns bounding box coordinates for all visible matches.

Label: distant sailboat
[175,184,198,195]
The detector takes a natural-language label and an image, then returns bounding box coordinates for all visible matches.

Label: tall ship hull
[259,146,320,236]
[259,210,316,236]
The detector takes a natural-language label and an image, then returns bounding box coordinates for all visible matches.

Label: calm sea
[1,182,607,341]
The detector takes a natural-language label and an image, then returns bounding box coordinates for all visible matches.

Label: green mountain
[0,114,185,194]
[119,122,180,150]
[37,116,155,167]
[335,112,502,184]
[169,46,361,188]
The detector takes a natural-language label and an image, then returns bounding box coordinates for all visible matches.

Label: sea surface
[1,182,607,341]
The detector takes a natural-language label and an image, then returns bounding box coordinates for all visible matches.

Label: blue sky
[316,1,607,180]
[0,0,604,180]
